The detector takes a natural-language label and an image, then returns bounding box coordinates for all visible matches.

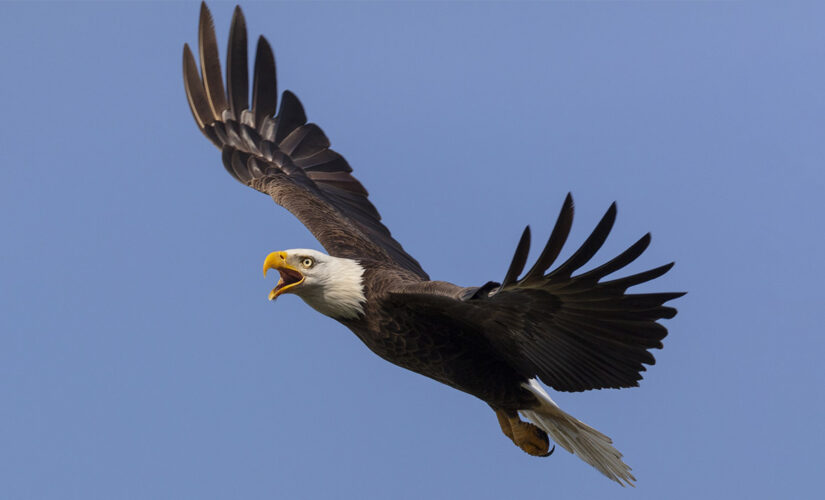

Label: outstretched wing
[182,4,427,279]
[392,194,683,392]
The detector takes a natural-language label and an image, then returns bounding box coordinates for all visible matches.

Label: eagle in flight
[183,3,682,486]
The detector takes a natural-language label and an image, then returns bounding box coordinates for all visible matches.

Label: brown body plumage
[183,3,683,486]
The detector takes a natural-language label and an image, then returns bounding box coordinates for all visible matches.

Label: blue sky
[1,1,823,498]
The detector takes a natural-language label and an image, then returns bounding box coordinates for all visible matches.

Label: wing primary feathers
[274,90,307,145]
[623,292,686,308]
[182,44,214,134]
[522,193,575,282]
[546,202,617,280]
[251,36,278,128]
[226,6,249,119]
[198,2,228,120]
[502,226,531,287]
[574,233,651,283]
[602,262,678,291]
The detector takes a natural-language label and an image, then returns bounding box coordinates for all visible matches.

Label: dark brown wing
[391,194,683,392]
[183,4,427,279]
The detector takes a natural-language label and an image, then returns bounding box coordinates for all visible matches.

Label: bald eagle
[183,3,682,486]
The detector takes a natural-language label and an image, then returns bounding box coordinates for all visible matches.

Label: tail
[519,379,636,487]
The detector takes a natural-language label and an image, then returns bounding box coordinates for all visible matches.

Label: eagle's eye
[301,257,314,269]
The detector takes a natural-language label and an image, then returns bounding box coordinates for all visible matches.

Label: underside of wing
[462,194,684,392]
[182,3,427,279]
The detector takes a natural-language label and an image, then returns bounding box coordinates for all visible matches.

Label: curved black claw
[540,445,556,457]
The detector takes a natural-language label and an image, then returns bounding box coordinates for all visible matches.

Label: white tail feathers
[519,379,636,487]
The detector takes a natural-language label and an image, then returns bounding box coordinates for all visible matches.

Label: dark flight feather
[183,44,217,143]
[226,6,249,119]
[197,3,227,120]
[502,226,531,287]
[251,36,277,128]
[545,202,616,281]
[573,233,651,284]
[522,192,574,282]
[273,91,307,145]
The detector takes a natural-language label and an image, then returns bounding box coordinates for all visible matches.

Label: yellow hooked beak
[263,251,305,301]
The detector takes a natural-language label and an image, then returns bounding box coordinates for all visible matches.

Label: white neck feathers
[295,256,366,320]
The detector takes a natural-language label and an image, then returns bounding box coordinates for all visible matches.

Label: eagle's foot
[494,409,553,457]
[511,419,552,456]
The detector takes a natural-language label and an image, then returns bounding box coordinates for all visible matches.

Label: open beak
[263,251,305,301]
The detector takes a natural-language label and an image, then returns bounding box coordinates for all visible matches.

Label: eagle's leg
[494,408,554,457]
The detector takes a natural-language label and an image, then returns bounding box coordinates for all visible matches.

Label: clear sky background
[1,1,823,498]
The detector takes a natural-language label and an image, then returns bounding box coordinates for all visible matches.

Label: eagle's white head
[262,249,366,320]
